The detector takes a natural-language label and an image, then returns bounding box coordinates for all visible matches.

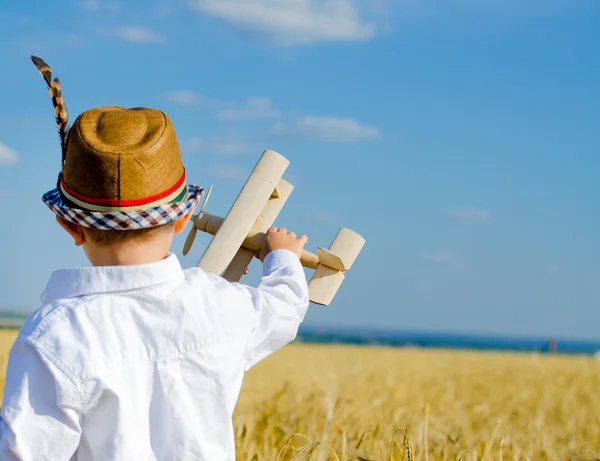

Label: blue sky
[0,0,598,339]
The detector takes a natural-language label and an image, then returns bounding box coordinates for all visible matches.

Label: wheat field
[0,330,599,460]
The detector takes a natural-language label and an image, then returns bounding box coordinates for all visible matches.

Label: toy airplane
[182,150,365,306]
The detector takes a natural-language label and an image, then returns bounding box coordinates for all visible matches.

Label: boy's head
[56,216,191,266]
[32,57,203,265]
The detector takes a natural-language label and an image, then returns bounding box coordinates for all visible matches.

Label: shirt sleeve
[245,249,310,368]
[0,338,83,461]
[205,249,310,370]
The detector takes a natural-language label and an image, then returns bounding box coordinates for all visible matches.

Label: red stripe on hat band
[59,170,187,207]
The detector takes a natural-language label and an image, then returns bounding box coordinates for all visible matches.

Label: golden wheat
[0,330,598,460]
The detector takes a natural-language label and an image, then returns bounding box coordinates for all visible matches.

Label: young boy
[0,57,310,460]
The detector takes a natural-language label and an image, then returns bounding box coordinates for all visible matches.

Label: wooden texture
[196,150,289,276]
[308,228,366,306]
[182,184,213,256]
[316,248,346,272]
[308,267,345,306]
[195,211,320,271]
[182,223,197,256]
[185,149,365,306]
[327,228,366,271]
[221,248,255,282]
[222,179,294,282]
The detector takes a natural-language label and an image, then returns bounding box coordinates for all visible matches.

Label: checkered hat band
[43,185,203,230]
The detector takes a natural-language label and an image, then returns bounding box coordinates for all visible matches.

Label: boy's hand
[259,227,308,262]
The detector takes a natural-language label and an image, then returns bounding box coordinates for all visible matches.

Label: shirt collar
[41,253,185,304]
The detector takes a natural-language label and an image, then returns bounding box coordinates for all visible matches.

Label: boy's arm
[207,227,310,369]
[240,248,310,369]
[0,339,82,460]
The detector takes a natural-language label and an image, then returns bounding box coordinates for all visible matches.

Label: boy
[0,57,310,460]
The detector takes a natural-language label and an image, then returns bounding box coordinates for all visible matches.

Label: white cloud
[0,142,18,166]
[112,26,165,43]
[206,164,249,182]
[188,0,377,45]
[449,0,578,13]
[181,136,261,156]
[421,252,458,265]
[218,98,280,121]
[165,90,209,106]
[385,0,586,24]
[164,93,278,122]
[274,116,381,142]
[446,208,492,221]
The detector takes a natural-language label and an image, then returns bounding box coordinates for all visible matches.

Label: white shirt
[0,250,309,461]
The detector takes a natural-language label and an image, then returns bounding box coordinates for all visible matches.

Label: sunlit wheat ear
[470,446,478,461]
[321,442,341,461]
[457,442,478,461]
[356,431,372,450]
[277,434,313,461]
[277,440,294,461]
[289,440,316,461]
[390,424,413,461]
[482,419,501,460]
[389,428,404,461]
[405,442,414,461]
[424,403,430,461]
[289,441,340,461]
[290,442,315,461]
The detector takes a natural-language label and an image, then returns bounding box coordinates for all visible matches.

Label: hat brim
[42,185,204,230]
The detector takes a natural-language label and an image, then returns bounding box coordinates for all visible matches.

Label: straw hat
[31,56,203,230]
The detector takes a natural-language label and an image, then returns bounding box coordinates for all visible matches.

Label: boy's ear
[56,216,85,246]
[173,209,196,235]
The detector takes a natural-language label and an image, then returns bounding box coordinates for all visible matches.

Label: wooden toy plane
[182,149,365,306]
